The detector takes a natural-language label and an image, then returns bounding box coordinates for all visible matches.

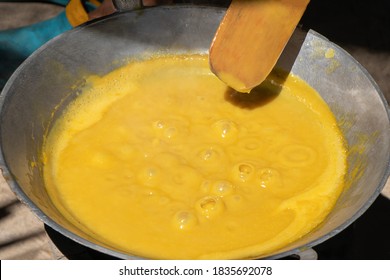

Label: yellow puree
[43,55,347,259]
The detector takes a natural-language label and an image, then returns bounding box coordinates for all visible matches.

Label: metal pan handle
[113,0,143,12]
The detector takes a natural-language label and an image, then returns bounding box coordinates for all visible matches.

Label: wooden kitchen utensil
[209,0,310,92]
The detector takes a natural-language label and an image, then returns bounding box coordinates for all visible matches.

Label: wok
[0,5,389,259]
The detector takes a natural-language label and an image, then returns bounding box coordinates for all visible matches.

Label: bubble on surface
[212,119,238,141]
[257,168,282,189]
[196,145,225,163]
[195,196,225,219]
[153,120,165,129]
[231,162,255,182]
[153,118,189,141]
[164,126,178,139]
[211,180,234,197]
[172,210,198,230]
[138,166,159,186]
[198,147,218,161]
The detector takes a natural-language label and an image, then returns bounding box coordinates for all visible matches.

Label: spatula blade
[209,0,310,92]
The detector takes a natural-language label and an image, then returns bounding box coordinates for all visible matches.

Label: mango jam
[43,55,347,259]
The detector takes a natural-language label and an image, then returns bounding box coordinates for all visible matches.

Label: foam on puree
[43,54,347,259]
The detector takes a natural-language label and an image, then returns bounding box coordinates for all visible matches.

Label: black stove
[313,194,390,260]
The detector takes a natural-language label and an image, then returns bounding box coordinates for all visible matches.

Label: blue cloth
[0,1,98,88]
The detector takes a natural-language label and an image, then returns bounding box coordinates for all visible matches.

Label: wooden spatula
[209,0,310,93]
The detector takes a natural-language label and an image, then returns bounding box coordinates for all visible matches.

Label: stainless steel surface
[113,0,143,11]
[275,30,390,257]
[0,5,389,259]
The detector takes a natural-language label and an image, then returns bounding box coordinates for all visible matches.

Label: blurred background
[0,0,389,259]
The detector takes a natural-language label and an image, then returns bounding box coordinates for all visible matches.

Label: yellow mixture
[43,55,347,259]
